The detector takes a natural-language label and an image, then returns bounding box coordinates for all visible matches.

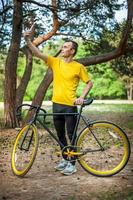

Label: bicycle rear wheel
[76,121,130,177]
[11,124,38,177]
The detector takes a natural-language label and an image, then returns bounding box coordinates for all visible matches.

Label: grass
[126,121,133,129]
[85,104,133,113]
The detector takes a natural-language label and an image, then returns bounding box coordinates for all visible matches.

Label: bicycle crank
[62,145,82,161]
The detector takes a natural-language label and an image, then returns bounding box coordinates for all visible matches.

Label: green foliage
[1,17,131,102]
[73,63,126,99]
[17,55,47,101]
[76,41,92,58]
[17,54,53,101]
[25,62,45,100]
[89,63,126,99]
[17,55,26,77]
[43,41,63,56]
[0,37,128,102]
[91,21,133,77]
[76,42,127,99]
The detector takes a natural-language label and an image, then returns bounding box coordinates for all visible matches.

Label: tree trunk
[31,68,53,106]
[4,0,23,128]
[16,47,33,108]
[25,68,53,123]
[16,0,59,111]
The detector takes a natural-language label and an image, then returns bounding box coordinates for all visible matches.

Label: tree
[16,0,59,108]
[4,0,23,127]
[2,0,133,127]
[82,20,133,99]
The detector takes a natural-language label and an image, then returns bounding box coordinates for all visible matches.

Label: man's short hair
[64,39,78,56]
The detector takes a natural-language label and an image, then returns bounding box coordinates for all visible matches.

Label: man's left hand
[74,97,84,105]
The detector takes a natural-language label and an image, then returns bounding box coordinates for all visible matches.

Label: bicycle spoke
[76,122,130,177]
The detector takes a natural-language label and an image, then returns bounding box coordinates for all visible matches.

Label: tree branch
[117,0,133,53]
[0,5,12,15]
[22,0,52,11]
[32,0,59,46]
[76,0,133,66]
[125,45,133,54]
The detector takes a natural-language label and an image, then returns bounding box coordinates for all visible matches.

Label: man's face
[61,42,75,58]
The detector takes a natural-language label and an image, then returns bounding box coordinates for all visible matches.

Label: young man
[23,27,93,175]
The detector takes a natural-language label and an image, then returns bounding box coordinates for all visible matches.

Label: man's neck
[63,56,73,63]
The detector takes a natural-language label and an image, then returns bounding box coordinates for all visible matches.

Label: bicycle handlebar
[16,103,46,117]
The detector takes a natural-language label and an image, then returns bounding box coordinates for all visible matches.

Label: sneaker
[54,159,68,171]
[61,162,77,175]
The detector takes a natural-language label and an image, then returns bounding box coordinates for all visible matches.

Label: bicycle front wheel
[11,124,38,177]
[76,121,130,177]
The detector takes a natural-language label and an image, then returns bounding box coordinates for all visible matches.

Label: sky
[115,7,127,22]
[115,0,127,22]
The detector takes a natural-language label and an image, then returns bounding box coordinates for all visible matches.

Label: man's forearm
[26,37,41,57]
[24,37,47,62]
[23,25,47,61]
[80,80,93,99]
[74,80,93,105]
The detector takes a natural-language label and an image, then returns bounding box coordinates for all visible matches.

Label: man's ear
[71,48,75,55]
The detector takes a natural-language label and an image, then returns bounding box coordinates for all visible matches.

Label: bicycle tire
[76,121,130,177]
[11,124,38,177]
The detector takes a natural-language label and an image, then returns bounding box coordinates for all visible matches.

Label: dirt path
[0,112,133,200]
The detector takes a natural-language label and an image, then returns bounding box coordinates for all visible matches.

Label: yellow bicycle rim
[77,122,130,176]
[11,124,38,176]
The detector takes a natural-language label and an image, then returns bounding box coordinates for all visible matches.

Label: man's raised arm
[23,25,48,62]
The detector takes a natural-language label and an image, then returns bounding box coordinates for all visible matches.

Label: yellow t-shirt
[46,56,90,106]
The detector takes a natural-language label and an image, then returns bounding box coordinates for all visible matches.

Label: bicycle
[11,98,131,177]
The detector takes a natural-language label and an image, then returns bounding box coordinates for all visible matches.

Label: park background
[0,0,133,199]
[0,0,133,129]
[0,0,133,125]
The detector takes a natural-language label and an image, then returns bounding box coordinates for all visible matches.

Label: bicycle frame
[31,106,88,149]
[16,99,94,150]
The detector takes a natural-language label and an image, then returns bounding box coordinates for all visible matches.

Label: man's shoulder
[73,60,85,68]
[47,55,60,61]
[47,55,60,66]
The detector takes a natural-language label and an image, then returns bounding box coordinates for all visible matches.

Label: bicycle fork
[19,125,34,151]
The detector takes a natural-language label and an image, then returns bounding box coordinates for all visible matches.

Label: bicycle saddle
[83,98,94,106]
